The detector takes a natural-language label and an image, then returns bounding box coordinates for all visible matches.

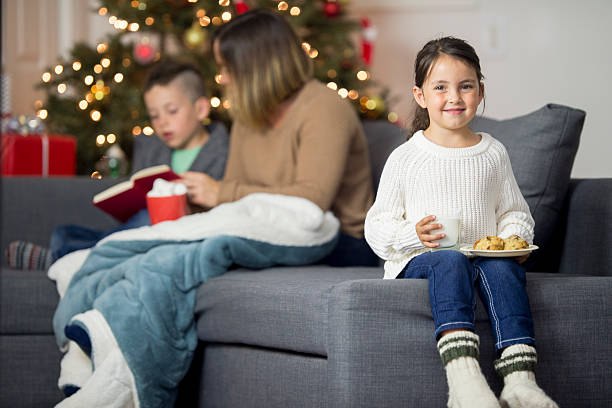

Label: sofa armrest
[326,274,612,407]
[1,177,120,256]
[555,178,612,276]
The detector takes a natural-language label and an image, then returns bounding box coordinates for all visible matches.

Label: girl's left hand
[179,171,219,210]
[515,254,529,264]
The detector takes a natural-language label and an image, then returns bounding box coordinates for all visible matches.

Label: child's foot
[496,344,558,408]
[499,371,558,408]
[446,356,501,408]
[5,240,53,270]
[438,331,500,408]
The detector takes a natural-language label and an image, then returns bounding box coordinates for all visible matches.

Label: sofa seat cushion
[194,266,382,356]
[0,268,58,334]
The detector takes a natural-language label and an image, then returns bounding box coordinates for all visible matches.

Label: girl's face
[413,53,483,136]
[144,80,209,150]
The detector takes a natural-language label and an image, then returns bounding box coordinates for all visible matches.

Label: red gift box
[1,133,76,176]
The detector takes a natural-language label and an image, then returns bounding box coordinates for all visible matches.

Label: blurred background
[2,0,611,178]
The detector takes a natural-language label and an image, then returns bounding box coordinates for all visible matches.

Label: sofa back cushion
[362,103,585,270]
[471,104,585,269]
[362,120,407,194]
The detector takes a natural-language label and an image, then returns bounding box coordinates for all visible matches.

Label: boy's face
[144,79,210,150]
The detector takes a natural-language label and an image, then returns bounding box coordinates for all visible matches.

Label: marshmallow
[147,178,187,197]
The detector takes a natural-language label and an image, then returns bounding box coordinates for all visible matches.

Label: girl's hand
[515,254,530,264]
[416,215,445,248]
[178,171,219,210]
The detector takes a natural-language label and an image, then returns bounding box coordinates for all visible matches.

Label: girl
[364,37,558,408]
[181,8,378,267]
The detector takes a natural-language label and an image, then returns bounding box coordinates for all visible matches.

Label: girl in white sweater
[364,37,557,408]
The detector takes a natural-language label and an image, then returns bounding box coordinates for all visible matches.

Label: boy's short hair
[143,59,208,102]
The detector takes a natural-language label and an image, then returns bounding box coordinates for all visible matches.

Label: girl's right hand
[415,215,445,248]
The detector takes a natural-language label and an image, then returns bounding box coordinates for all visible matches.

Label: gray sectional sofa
[1,105,611,407]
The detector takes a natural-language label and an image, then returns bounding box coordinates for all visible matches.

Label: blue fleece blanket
[50,194,340,407]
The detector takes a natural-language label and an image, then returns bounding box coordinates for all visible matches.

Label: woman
[180,8,378,266]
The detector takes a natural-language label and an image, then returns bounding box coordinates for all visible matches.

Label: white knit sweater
[365,131,534,279]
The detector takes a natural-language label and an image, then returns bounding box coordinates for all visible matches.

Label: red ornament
[360,18,377,66]
[134,42,156,65]
[323,1,340,17]
[234,0,249,14]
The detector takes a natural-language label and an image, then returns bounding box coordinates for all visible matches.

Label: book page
[131,164,172,180]
[92,180,133,203]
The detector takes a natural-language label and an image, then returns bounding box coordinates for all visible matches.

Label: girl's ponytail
[410,105,429,138]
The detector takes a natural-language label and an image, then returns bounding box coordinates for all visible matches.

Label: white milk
[432,215,461,249]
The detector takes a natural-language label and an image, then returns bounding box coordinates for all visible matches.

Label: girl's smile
[443,108,466,114]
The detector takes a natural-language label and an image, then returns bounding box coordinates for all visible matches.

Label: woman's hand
[179,171,220,210]
[416,215,445,248]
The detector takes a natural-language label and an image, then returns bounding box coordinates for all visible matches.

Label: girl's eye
[434,85,445,91]
[461,84,474,90]
[149,114,158,120]
[168,109,178,115]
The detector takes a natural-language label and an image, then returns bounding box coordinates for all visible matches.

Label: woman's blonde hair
[212,9,313,128]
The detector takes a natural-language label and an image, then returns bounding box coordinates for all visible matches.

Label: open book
[92,164,181,222]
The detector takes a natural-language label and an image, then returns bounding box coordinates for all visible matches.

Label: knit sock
[437,331,500,408]
[5,240,53,270]
[495,344,559,408]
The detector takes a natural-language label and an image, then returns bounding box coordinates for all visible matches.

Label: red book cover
[92,164,180,222]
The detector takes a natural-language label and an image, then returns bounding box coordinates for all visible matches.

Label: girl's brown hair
[410,36,484,136]
[211,9,313,128]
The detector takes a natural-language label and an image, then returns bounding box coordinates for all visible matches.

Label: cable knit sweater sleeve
[364,144,424,261]
[495,144,535,243]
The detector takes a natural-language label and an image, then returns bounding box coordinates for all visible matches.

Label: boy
[6,59,229,269]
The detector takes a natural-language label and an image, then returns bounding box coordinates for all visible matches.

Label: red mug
[146,193,187,225]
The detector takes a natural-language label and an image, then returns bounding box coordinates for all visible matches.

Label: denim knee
[473,257,534,350]
[404,250,477,339]
[412,250,470,268]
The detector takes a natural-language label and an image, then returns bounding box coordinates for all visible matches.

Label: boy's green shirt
[171,145,203,174]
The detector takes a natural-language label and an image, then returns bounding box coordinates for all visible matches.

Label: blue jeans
[49,209,151,261]
[320,232,379,267]
[398,250,535,351]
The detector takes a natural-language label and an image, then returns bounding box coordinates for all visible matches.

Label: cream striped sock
[5,240,53,270]
[496,344,558,408]
[437,331,500,408]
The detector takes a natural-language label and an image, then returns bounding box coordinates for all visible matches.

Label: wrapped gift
[1,132,76,176]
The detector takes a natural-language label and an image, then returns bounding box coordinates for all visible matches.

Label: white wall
[350,0,612,178]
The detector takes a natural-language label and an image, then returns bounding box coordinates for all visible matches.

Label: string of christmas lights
[36,0,394,175]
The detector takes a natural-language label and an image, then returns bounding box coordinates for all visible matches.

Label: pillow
[362,120,408,193]
[471,104,585,268]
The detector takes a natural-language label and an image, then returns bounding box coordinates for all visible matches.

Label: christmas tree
[36,0,392,176]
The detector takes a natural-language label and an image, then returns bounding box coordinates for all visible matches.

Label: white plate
[459,244,538,258]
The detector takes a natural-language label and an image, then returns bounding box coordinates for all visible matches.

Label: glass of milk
[430,209,461,250]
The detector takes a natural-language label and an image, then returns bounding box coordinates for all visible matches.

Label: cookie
[503,234,529,250]
[473,236,504,250]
